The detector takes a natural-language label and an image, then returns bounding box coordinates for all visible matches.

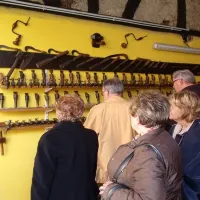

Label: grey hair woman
[100,91,182,200]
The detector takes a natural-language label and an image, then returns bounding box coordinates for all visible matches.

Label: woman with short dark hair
[169,90,200,200]
[31,94,99,200]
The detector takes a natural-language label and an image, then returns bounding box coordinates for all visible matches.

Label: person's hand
[99,181,113,195]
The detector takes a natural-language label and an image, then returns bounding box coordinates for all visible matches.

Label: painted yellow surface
[0,5,200,200]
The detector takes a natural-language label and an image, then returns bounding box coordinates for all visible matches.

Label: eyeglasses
[173,78,182,83]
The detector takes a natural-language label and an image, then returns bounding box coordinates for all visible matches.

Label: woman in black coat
[31,94,99,200]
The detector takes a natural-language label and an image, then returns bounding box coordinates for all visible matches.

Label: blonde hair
[169,90,200,122]
[130,91,170,128]
[55,94,85,122]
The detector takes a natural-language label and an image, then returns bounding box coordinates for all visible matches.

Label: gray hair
[103,78,124,94]
[129,91,170,128]
[172,69,195,83]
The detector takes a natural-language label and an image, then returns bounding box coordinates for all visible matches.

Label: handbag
[107,143,165,200]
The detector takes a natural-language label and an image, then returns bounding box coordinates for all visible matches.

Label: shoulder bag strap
[112,143,165,183]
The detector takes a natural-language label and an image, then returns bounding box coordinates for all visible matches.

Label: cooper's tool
[55,90,60,102]
[151,75,156,85]
[19,71,26,86]
[95,91,100,104]
[13,92,18,108]
[69,71,74,86]
[64,91,68,95]
[121,59,137,71]
[0,45,21,51]
[59,50,89,69]
[29,79,33,88]
[12,17,30,46]
[93,73,99,85]
[76,57,96,68]
[158,74,164,86]
[41,70,46,87]
[19,53,34,70]
[0,93,4,108]
[130,73,136,85]
[122,73,128,85]
[90,54,128,70]
[59,70,65,87]
[35,93,40,107]
[102,56,120,71]
[16,78,21,88]
[76,72,81,86]
[127,91,132,99]
[102,72,107,83]
[145,74,150,86]
[31,70,37,85]
[121,33,147,48]
[36,50,69,68]
[25,46,47,54]
[35,78,40,87]
[85,92,90,104]
[64,79,69,87]
[74,91,80,96]
[0,131,6,156]
[44,92,50,108]
[114,72,119,79]
[91,33,106,48]
[138,59,151,72]
[113,59,129,72]
[47,70,56,87]
[137,74,143,86]
[11,78,15,88]
[86,72,91,85]
[25,93,29,108]
[5,51,25,89]
[48,48,62,54]
[164,75,169,86]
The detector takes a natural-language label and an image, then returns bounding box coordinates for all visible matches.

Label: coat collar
[54,120,83,129]
[129,127,165,148]
[104,95,125,103]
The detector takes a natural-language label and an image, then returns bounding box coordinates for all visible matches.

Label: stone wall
[30,0,200,30]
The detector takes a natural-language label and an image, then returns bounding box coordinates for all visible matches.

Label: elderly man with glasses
[172,69,200,97]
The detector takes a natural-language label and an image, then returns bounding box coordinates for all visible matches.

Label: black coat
[31,121,99,200]
[183,84,200,97]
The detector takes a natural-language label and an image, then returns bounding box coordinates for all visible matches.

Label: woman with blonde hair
[169,90,200,200]
[31,94,99,200]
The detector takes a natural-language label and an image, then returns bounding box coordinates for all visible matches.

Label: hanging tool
[76,57,97,68]
[59,50,89,69]
[5,51,25,89]
[25,93,29,108]
[19,53,34,70]
[44,92,50,108]
[95,91,100,104]
[127,91,132,99]
[69,71,74,86]
[85,93,90,104]
[90,54,128,70]
[0,93,4,108]
[0,131,6,156]
[86,72,91,85]
[76,72,81,86]
[25,46,47,54]
[13,92,18,108]
[48,48,62,54]
[121,33,147,48]
[0,45,21,51]
[36,50,69,68]
[59,70,65,87]
[102,56,120,71]
[102,72,107,83]
[35,93,40,107]
[90,33,106,48]
[121,59,137,71]
[12,17,30,46]
[74,91,80,96]
[55,90,60,102]
[113,59,129,72]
